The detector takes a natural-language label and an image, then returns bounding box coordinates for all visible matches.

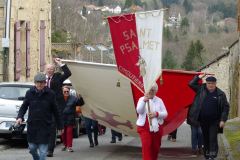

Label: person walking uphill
[45,58,72,157]
[188,73,229,160]
[16,73,63,160]
[136,83,168,160]
[61,86,84,152]
[84,117,99,148]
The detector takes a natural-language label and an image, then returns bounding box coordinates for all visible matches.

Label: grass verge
[224,121,240,159]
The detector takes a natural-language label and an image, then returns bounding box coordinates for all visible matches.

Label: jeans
[28,143,48,160]
[191,126,203,150]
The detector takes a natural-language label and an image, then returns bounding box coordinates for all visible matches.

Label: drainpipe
[2,0,11,81]
[5,0,10,39]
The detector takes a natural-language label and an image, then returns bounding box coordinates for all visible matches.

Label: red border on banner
[108,14,144,93]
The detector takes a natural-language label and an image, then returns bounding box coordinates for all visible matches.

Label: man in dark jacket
[188,73,229,160]
[45,58,71,157]
[16,73,63,160]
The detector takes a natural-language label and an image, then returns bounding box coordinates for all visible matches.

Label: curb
[220,134,234,160]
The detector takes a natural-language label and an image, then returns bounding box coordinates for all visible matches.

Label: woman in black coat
[61,86,83,152]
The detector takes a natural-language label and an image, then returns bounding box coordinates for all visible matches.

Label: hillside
[52,0,238,70]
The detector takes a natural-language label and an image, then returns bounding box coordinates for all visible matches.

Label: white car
[0,82,33,139]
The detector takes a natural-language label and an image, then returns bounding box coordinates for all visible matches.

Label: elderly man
[16,73,63,160]
[45,58,71,157]
[188,74,229,160]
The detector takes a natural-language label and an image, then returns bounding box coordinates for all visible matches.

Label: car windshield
[0,86,30,100]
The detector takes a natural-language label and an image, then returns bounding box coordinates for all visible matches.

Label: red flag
[131,70,200,135]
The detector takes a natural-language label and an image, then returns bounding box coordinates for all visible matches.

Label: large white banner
[135,10,164,93]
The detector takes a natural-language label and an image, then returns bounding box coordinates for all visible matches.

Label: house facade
[0,0,51,82]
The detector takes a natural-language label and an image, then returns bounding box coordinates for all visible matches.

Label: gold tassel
[160,75,163,85]
[116,79,120,87]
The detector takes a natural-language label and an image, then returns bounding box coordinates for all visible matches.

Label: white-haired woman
[136,83,168,160]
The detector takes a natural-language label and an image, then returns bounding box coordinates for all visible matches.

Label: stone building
[200,40,240,118]
[0,0,51,82]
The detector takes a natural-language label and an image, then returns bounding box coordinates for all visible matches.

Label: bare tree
[52,0,109,44]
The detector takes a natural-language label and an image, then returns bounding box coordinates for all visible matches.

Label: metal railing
[52,43,116,64]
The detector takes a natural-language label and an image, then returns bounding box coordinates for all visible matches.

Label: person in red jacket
[136,83,168,160]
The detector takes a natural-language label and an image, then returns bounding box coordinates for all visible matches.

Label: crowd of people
[15,57,229,160]
[15,58,123,160]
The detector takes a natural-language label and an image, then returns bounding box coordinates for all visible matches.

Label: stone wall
[200,40,239,118]
[201,55,230,100]
[228,41,240,118]
[0,0,51,82]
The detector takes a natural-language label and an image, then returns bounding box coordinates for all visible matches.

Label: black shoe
[90,143,94,148]
[167,135,171,141]
[110,140,116,143]
[171,138,176,142]
[204,154,209,159]
[47,152,53,157]
[94,140,98,146]
[61,146,67,151]
[118,137,122,141]
[204,149,209,159]
[209,151,217,159]
[192,149,198,156]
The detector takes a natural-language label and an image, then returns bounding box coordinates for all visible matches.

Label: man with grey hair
[16,73,63,160]
[188,74,229,159]
[45,58,71,157]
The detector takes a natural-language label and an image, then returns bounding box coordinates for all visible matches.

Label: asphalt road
[0,123,225,160]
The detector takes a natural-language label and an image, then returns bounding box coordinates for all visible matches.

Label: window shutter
[14,21,21,81]
[39,20,46,72]
[26,21,31,78]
